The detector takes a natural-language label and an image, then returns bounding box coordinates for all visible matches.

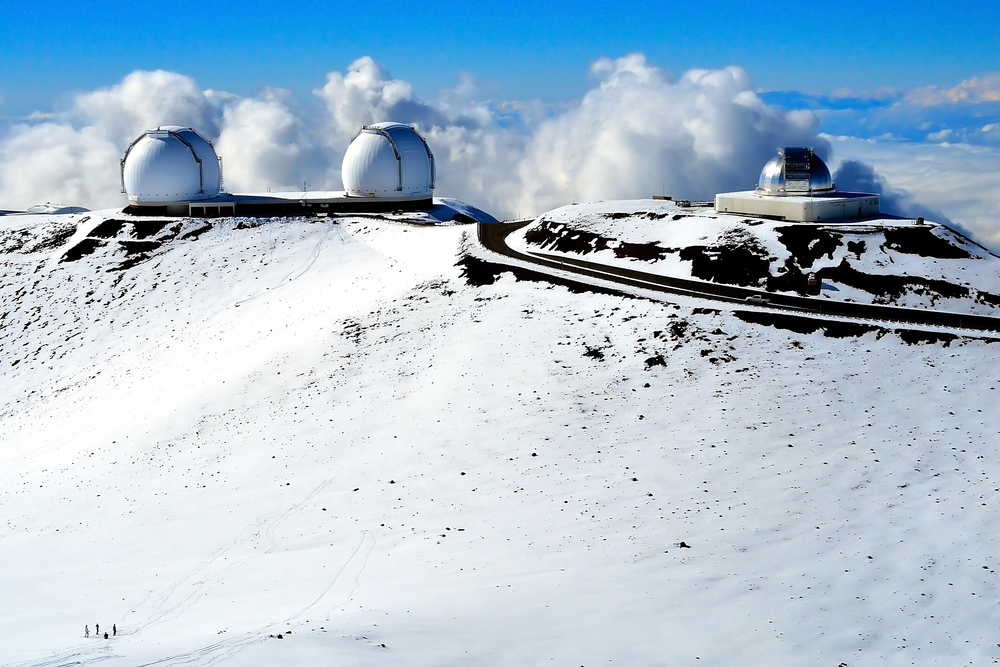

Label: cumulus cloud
[0,55,836,218]
[833,160,958,228]
[0,123,121,211]
[213,91,326,193]
[73,70,219,144]
[510,56,825,214]
[311,56,502,199]
[0,71,339,209]
[0,70,221,210]
[829,136,1000,250]
[314,57,454,146]
[312,54,828,216]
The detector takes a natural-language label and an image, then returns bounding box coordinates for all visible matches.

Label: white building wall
[715,191,880,222]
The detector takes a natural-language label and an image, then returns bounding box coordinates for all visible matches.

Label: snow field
[1,210,999,665]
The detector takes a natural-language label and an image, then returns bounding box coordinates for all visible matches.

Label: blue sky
[1,0,998,116]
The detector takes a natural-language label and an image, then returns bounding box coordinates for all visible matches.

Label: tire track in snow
[14,480,366,667]
[132,530,374,667]
[120,480,335,636]
[286,529,375,623]
[233,220,342,308]
[9,641,119,667]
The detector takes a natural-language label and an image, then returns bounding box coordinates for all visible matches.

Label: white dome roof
[122,126,221,204]
[342,122,434,198]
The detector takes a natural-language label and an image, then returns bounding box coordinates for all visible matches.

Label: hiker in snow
[95,623,99,635]
[113,624,116,636]
[85,625,89,638]
[104,632,108,639]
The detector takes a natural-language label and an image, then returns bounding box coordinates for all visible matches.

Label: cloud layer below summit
[1,56,998,247]
[0,56,824,214]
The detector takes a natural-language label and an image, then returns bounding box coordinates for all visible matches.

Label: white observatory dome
[342,122,435,198]
[122,126,221,204]
[757,147,834,196]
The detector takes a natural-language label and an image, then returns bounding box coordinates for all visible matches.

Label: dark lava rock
[88,219,129,239]
[179,223,213,241]
[614,241,673,262]
[645,354,666,368]
[679,228,772,287]
[775,225,843,269]
[524,221,613,255]
[60,238,105,262]
[882,226,971,259]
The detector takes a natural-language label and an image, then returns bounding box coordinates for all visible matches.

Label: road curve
[477,220,1000,334]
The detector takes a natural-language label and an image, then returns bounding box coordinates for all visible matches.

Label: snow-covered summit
[509,199,1000,316]
[2,204,1000,666]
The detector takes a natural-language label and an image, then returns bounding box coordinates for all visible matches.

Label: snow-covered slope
[2,206,1000,666]
[509,199,1000,316]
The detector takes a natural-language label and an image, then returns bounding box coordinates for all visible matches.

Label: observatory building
[342,122,435,203]
[715,148,880,222]
[122,126,223,216]
[121,123,436,216]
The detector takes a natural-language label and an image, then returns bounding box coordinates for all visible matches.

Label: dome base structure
[715,147,880,222]
[715,190,881,222]
[121,191,434,218]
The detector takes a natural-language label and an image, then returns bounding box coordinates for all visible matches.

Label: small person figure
[104,632,108,639]
[113,624,117,636]
[95,623,99,635]
[85,625,90,638]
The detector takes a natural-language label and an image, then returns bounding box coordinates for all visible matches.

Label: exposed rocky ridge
[59,217,308,271]
[515,201,1000,314]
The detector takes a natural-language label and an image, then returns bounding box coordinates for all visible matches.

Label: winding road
[477,220,1000,334]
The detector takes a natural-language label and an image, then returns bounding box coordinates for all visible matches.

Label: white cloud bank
[0,56,826,218]
[0,56,995,249]
[828,136,1000,250]
[0,70,220,211]
[313,55,827,216]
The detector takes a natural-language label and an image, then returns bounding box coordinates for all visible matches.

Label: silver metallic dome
[757,147,834,195]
